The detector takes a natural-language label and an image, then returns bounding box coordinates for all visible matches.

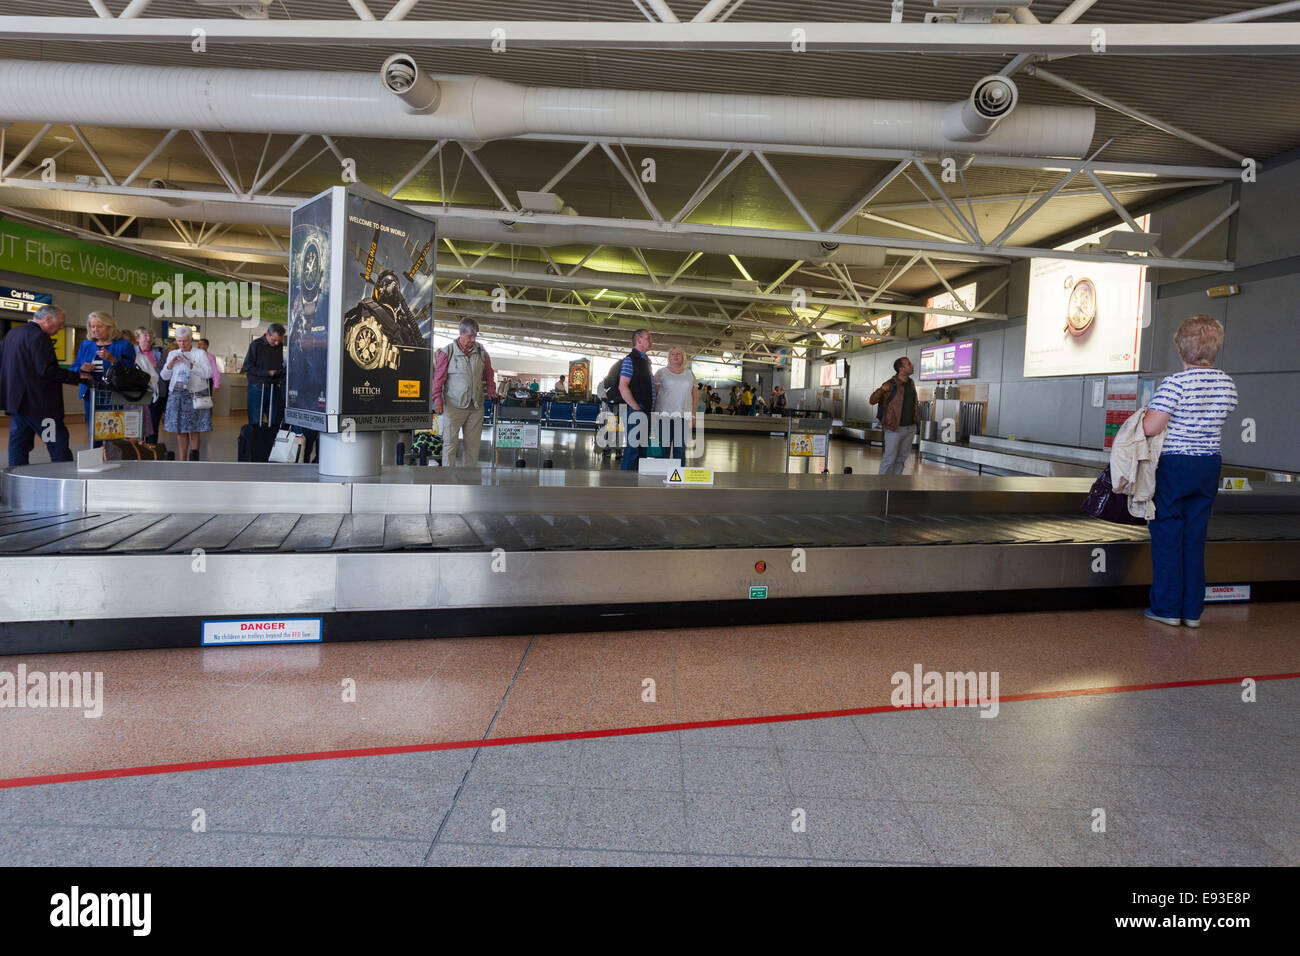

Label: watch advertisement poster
[339,191,436,429]
[284,191,332,430]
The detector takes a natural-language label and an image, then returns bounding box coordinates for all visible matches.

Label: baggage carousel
[2,463,1297,654]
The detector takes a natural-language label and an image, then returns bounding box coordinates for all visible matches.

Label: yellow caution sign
[664,466,714,486]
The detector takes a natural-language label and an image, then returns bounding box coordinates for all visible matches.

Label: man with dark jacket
[869,356,919,476]
[618,328,655,470]
[0,305,94,466]
[241,323,286,427]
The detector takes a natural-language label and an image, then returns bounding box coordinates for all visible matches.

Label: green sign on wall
[0,219,286,323]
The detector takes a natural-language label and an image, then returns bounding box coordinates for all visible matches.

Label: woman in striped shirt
[1140,314,1238,629]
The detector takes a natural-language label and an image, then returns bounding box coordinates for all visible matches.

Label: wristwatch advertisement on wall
[1064,276,1098,337]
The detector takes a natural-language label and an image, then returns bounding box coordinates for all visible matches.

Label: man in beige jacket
[432,317,500,467]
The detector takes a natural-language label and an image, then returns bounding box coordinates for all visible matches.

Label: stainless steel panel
[2,540,1296,623]
[352,482,431,514]
[0,553,338,622]
[88,475,351,514]
[335,553,438,611]
[2,469,86,512]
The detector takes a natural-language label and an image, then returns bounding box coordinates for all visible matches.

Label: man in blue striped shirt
[1141,314,1238,628]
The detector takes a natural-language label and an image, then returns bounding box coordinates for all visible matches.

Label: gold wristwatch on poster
[1064,277,1097,336]
[344,314,401,371]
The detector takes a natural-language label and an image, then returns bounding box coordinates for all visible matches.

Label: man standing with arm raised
[870,356,919,476]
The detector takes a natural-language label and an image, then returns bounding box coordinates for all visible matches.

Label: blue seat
[574,402,601,429]
[546,401,575,426]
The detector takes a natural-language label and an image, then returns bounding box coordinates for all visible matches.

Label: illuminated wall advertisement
[919,340,975,381]
[1024,218,1150,378]
[1024,258,1146,377]
[924,283,977,332]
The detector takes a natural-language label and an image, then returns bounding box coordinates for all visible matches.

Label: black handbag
[1081,467,1147,526]
[102,360,152,402]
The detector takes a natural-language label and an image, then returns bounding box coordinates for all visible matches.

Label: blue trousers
[1149,453,1220,622]
[8,413,73,467]
[621,410,649,470]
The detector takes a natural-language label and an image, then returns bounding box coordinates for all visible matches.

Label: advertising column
[286,186,437,475]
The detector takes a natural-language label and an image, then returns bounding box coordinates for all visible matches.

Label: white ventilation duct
[0,59,1095,158]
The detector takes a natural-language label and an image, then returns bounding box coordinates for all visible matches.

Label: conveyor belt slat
[427,513,485,550]
[506,514,571,551]
[31,513,168,552]
[281,513,345,551]
[0,514,133,553]
[583,514,660,550]
[0,511,43,529]
[798,514,877,546]
[0,513,81,537]
[463,513,529,551]
[711,514,791,548]
[111,514,218,553]
[333,514,386,551]
[1066,517,1149,542]
[167,513,258,553]
[226,513,301,552]
[646,514,725,549]
[885,515,955,545]
[549,514,622,550]
[383,514,433,551]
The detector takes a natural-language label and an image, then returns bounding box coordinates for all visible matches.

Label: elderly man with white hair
[432,317,500,468]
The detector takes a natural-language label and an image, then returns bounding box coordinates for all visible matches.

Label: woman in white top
[159,326,214,461]
[653,347,698,461]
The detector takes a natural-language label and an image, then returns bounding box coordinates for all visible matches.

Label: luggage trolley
[491,404,545,468]
[784,414,833,474]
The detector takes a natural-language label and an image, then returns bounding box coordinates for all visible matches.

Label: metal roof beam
[6,20,1300,55]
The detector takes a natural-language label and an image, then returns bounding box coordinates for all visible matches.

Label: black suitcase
[237,383,281,463]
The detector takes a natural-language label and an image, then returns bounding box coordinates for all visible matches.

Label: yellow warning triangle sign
[668,469,683,482]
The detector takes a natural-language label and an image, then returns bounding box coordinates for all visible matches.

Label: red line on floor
[3,671,1296,789]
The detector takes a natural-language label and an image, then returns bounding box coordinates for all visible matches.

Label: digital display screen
[919,340,975,381]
